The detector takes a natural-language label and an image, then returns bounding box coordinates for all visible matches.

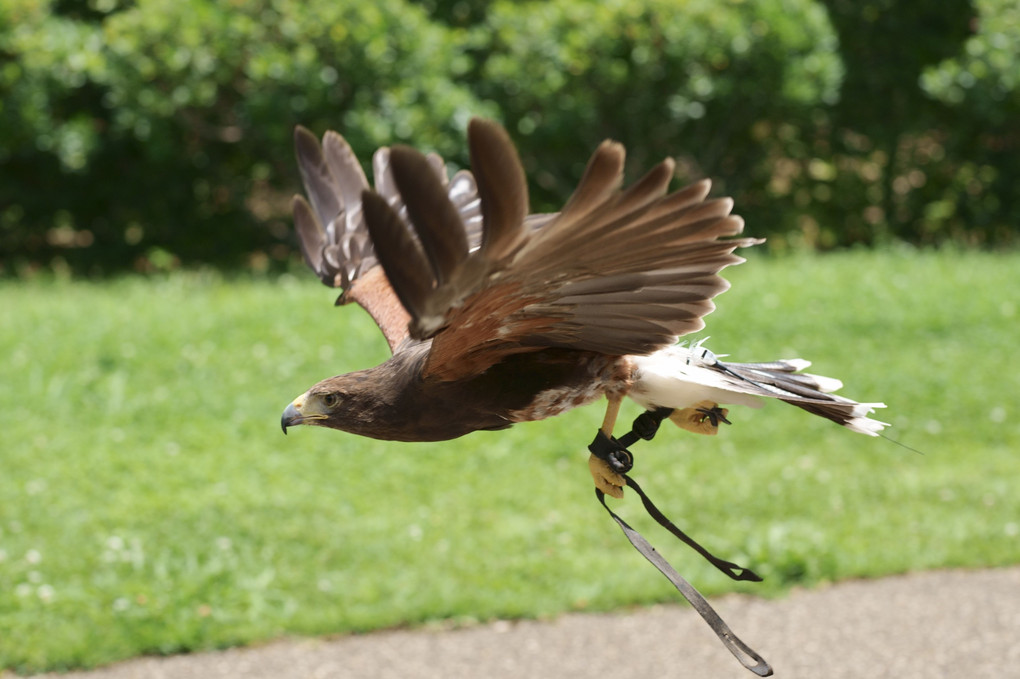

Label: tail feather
[718,360,887,435]
[628,344,888,436]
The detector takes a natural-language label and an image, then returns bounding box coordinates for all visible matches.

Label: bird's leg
[669,399,731,436]
[600,394,622,435]
[589,395,627,498]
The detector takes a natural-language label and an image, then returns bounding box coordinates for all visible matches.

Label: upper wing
[291,126,484,352]
[360,118,762,380]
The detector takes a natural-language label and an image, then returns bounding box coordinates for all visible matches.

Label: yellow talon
[670,400,730,435]
[589,453,626,499]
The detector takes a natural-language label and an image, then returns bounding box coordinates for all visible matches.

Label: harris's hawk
[279,118,889,676]
[280,118,886,499]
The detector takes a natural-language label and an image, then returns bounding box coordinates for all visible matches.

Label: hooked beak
[281,394,329,434]
[281,401,303,434]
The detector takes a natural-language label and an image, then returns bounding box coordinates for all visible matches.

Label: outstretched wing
[291,126,484,352]
[359,118,762,381]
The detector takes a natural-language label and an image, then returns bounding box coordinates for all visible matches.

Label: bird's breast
[507,382,605,422]
[505,353,633,423]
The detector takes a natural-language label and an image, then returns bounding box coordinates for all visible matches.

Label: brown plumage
[282,118,887,498]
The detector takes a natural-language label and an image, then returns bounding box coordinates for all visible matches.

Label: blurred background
[1,0,1017,276]
[2,0,1018,675]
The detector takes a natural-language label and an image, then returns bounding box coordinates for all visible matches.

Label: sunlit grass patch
[1,249,1017,672]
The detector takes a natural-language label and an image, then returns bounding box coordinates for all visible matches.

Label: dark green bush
[0,0,1015,275]
[474,0,843,227]
[0,0,484,274]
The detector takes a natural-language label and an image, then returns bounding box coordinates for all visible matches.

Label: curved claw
[696,405,732,427]
[589,454,626,499]
[670,400,730,435]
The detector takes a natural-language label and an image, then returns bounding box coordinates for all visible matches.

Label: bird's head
[280,348,426,439]
[280,383,346,434]
[280,363,403,437]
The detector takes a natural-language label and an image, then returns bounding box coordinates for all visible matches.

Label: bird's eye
[322,393,339,408]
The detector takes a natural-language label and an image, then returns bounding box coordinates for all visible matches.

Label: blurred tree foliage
[475,0,844,234]
[0,0,485,273]
[0,0,1014,275]
[919,0,1020,245]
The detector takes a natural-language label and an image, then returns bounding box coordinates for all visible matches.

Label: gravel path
[28,567,1020,679]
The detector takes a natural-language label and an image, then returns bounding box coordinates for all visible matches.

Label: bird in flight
[280,118,887,498]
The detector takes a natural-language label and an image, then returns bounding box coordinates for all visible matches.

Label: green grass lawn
[1,249,1018,673]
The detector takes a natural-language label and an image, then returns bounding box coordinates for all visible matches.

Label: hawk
[280,118,887,499]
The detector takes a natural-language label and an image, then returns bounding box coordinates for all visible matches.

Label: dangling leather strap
[595,488,773,676]
[588,410,773,676]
